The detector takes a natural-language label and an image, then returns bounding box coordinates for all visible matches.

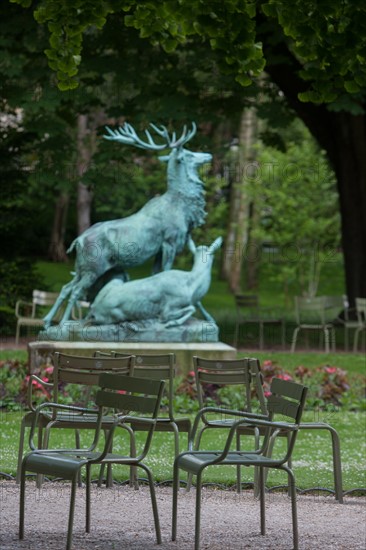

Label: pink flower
[277,373,292,381]
[45,366,54,374]
[117,390,126,395]
[263,360,272,367]
[264,391,271,398]
[188,370,195,378]
[325,367,337,374]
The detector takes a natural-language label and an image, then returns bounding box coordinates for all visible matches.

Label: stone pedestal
[38,318,219,343]
[28,340,237,375]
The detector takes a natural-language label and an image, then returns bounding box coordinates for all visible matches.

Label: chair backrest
[96,373,165,456]
[294,296,327,324]
[193,356,268,416]
[265,377,308,460]
[32,290,59,307]
[295,295,344,325]
[356,297,366,324]
[52,352,135,413]
[113,352,177,420]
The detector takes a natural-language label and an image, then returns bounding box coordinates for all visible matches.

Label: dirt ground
[0,481,365,550]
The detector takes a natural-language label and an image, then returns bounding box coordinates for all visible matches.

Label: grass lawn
[1,409,365,493]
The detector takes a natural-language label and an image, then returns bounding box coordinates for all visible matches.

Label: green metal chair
[291,295,344,353]
[354,297,366,351]
[16,352,135,487]
[189,356,268,492]
[96,351,192,487]
[234,294,285,349]
[117,352,192,486]
[19,373,165,550]
[172,378,308,550]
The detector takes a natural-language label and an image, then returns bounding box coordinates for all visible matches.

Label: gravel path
[1,481,365,549]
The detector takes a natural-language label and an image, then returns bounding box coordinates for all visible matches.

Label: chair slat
[96,390,158,414]
[271,378,305,400]
[198,372,250,385]
[98,372,162,395]
[267,395,300,419]
[134,366,171,379]
[59,370,100,385]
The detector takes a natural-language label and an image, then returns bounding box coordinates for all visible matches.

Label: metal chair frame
[172,378,308,550]
[19,373,165,550]
[16,352,135,487]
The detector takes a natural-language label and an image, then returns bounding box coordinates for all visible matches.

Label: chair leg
[282,465,299,550]
[195,472,203,550]
[86,464,91,533]
[19,462,26,540]
[259,467,266,535]
[353,328,361,352]
[291,327,300,353]
[66,478,77,550]
[139,464,162,544]
[330,327,336,352]
[16,418,27,484]
[15,323,21,346]
[172,458,180,541]
[236,430,241,493]
[324,328,330,353]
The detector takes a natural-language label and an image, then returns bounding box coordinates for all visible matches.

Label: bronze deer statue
[44,122,212,326]
[87,237,223,327]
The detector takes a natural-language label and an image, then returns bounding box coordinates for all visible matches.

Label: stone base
[28,341,237,375]
[39,318,219,343]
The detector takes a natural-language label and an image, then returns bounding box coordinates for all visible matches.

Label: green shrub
[0,258,46,335]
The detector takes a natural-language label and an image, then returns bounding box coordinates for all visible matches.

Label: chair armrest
[120,416,157,426]
[15,300,35,318]
[233,417,299,432]
[27,375,54,411]
[188,407,268,450]
[29,402,98,450]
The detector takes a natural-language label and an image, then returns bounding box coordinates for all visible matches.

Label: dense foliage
[1,355,364,413]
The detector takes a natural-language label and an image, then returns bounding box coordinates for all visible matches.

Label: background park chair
[291,295,344,353]
[172,378,308,550]
[353,297,366,351]
[19,373,165,550]
[234,294,285,349]
[15,289,59,344]
[16,352,135,487]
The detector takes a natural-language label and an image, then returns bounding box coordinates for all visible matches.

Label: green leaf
[344,80,360,94]
[236,73,252,87]
[162,38,178,53]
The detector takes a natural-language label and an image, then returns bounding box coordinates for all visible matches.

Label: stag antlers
[104,122,197,150]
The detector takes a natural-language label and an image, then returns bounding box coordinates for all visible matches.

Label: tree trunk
[222,108,258,292]
[331,113,366,306]
[48,192,69,262]
[246,201,261,290]
[260,36,366,305]
[77,114,94,235]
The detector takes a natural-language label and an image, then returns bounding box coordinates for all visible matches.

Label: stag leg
[58,276,95,324]
[43,278,77,327]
